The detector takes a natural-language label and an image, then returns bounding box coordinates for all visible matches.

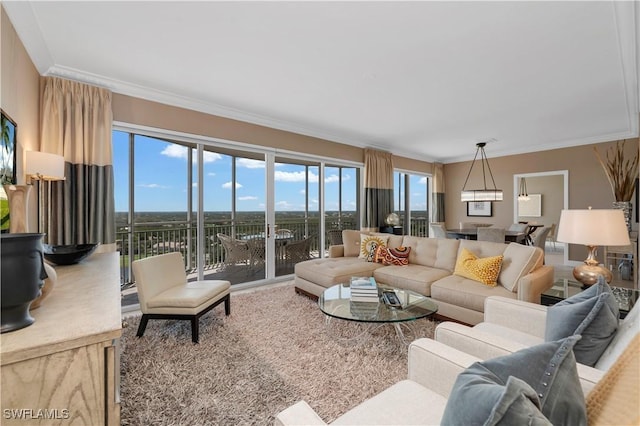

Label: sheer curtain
[363,148,393,231]
[40,76,115,245]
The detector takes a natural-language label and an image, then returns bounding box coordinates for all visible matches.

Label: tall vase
[613,201,633,234]
[3,184,31,233]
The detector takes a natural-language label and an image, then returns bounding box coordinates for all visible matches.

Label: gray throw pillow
[441,335,586,426]
[545,275,619,366]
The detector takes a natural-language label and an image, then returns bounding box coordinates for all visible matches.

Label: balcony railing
[116,216,429,287]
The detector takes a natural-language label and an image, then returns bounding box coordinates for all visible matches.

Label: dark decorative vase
[1,233,47,333]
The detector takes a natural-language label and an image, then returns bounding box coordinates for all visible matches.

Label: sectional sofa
[294,230,554,324]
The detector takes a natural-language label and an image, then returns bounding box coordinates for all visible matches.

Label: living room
[1,2,639,425]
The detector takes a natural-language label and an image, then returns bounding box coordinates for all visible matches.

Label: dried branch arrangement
[594,139,639,202]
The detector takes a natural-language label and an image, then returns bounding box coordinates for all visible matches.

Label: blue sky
[113,131,427,213]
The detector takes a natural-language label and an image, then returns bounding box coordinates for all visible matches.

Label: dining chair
[476,227,506,243]
[546,223,557,250]
[430,222,447,238]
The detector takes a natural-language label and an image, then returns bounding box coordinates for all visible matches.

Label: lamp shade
[556,209,630,246]
[25,151,65,181]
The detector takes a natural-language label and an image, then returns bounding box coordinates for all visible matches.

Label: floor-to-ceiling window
[394,171,430,236]
[114,125,363,307]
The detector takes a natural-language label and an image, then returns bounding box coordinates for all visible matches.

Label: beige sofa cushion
[374,264,450,296]
[295,257,384,288]
[401,236,460,270]
[431,275,517,313]
[342,230,404,258]
[498,243,543,291]
[147,280,230,309]
[332,380,446,425]
[343,230,363,257]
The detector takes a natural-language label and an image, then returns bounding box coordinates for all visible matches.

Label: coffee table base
[323,315,427,346]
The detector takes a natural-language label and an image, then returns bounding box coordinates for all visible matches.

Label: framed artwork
[1,110,17,233]
[467,201,492,217]
[518,193,542,217]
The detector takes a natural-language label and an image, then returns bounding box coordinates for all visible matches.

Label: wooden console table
[1,252,121,425]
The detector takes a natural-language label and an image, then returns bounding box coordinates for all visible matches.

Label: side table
[541,278,638,319]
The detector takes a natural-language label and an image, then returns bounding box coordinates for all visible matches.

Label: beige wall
[1,6,40,180]
[113,94,433,174]
[1,6,41,232]
[445,139,639,261]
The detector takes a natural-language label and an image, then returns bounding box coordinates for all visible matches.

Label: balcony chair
[246,237,266,270]
[285,236,313,265]
[217,233,251,270]
[276,228,295,238]
[327,229,344,245]
[132,252,230,343]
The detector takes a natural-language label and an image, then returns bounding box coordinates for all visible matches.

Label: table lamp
[25,151,66,235]
[556,208,630,286]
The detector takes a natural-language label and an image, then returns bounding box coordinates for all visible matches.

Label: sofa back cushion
[498,243,543,292]
[342,230,405,258]
[401,236,460,271]
[343,230,363,257]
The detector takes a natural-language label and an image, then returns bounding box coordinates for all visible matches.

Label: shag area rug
[120,284,437,425]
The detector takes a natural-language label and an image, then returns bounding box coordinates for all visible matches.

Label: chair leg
[136,315,150,338]
[224,295,231,316]
[191,317,199,344]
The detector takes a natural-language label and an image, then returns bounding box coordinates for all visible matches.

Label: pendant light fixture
[518,177,530,201]
[460,142,504,202]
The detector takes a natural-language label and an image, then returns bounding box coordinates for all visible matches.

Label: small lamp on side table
[25,151,65,238]
[556,208,630,287]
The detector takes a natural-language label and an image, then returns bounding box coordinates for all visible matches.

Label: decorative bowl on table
[43,243,99,265]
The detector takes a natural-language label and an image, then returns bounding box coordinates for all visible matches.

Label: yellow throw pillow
[454,248,504,286]
[359,234,389,262]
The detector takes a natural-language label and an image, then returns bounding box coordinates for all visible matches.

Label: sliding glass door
[114,125,362,305]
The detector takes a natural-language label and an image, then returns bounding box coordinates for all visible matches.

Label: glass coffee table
[318,283,438,344]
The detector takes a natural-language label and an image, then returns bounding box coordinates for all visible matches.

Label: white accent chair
[132,252,231,343]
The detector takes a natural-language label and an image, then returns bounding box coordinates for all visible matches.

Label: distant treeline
[115,210,428,225]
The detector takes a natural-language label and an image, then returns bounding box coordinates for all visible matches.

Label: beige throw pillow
[359,234,389,262]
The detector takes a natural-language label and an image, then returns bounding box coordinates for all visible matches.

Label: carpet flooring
[120,284,437,425]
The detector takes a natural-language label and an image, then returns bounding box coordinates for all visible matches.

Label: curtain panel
[363,148,393,230]
[432,162,445,224]
[40,77,115,245]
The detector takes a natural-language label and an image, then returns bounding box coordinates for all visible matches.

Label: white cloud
[207,172,216,177]
[160,145,222,163]
[275,170,310,182]
[237,158,265,169]
[418,176,427,184]
[138,183,169,189]
[299,189,306,195]
[238,196,257,201]
[222,181,243,189]
[325,174,340,183]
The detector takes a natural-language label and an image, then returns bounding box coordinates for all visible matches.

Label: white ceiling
[3,1,639,163]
